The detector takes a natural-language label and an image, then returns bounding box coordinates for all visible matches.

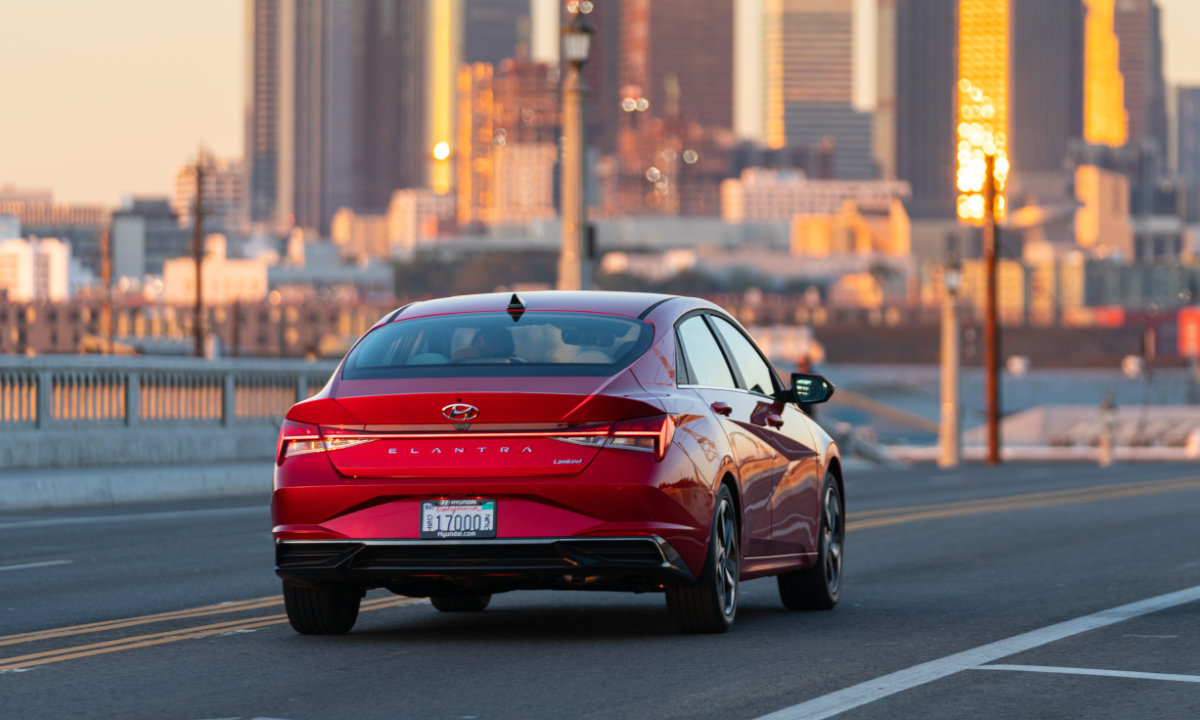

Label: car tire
[666,484,739,633]
[778,473,843,611]
[430,593,492,612]
[282,581,361,634]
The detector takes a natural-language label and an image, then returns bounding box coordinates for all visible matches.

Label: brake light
[278,420,323,462]
[277,420,376,463]
[608,415,676,461]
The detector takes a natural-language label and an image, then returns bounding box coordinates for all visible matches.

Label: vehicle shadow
[345,594,808,642]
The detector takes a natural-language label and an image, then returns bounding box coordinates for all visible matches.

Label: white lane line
[0,506,263,530]
[754,583,1200,720]
[973,664,1200,684]
[0,560,74,572]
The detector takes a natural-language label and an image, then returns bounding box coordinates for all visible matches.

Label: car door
[675,313,776,558]
[706,315,823,559]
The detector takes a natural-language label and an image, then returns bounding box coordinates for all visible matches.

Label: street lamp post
[557,10,594,291]
[983,153,1000,464]
[939,252,962,468]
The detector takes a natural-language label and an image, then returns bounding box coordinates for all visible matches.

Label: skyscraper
[765,0,873,179]
[250,0,427,234]
[462,0,530,65]
[245,0,279,227]
[888,0,957,215]
[619,0,734,130]
[1178,87,1200,186]
[1083,0,1128,147]
[1113,0,1168,157]
[957,0,1010,223]
[1010,0,1084,176]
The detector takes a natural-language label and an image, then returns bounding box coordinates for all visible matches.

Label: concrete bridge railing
[0,356,337,470]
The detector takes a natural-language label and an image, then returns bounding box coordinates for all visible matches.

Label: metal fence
[0,356,337,429]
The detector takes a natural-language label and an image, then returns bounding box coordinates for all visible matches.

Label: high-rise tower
[1010,0,1084,176]
[1113,0,1168,157]
[956,0,1009,222]
[765,0,873,178]
[619,0,734,130]
[887,0,958,214]
[1083,0,1128,146]
[264,0,426,233]
[245,0,280,227]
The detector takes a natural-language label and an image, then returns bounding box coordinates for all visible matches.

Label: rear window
[341,311,653,379]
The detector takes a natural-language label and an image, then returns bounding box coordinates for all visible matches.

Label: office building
[885,0,957,215]
[245,0,280,227]
[0,237,71,303]
[251,0,427,233]
[765,0,873,179]
[463,0,530,64]
[173,156,247,234]
[1083,0,1128,146]
[1010,0,1084,177]
[721,169,911,222]
[1113,0,1168,157]
[1178,86,1200,186]
[619,0,734,131]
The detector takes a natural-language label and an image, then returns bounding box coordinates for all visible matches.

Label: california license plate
[420,499,496,539]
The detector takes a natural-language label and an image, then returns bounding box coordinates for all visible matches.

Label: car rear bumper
[275,536,696,595]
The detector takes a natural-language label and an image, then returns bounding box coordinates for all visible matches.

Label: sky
[2,0,1200,207]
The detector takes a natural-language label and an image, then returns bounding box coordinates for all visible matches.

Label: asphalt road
[2,462,1199,720]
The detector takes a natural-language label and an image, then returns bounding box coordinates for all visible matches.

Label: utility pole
[99,224,114,353]
[983,153,1000,464]
[192,151,206,358]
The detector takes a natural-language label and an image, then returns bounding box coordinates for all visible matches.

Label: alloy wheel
[822,485,843,596]
[715,497,738,617]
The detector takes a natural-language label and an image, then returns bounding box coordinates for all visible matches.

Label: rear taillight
[277,420,375,464]
[278,420,322,463]
[607,415,676,461]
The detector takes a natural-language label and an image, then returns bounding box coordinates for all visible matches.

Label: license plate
[420,499,496,539]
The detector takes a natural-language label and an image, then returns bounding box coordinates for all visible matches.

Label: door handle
[765,412,784,428]
[710,401,733,416]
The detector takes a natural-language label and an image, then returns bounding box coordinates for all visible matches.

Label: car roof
[391,291,687,321]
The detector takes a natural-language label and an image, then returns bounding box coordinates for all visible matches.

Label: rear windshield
[341,311,653,379]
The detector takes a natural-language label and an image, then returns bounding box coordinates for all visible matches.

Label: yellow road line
[0,595,281,648]
[0,597,422,672]
[848,476,1200,531]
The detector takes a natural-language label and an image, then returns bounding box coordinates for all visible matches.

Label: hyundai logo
[442,403,480,422]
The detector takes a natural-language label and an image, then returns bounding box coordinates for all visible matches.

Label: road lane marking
[972,664,1200,684]
[0,560,73,572]
[753,583,1200,720]
[847,476,1200,531]
[0,596,425,672]
[0,505,264,531]
[0,595,281,647]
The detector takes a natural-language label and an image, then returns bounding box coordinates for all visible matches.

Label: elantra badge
[442,403,480,422]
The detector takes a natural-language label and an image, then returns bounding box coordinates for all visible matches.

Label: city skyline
[4,0,1200,206]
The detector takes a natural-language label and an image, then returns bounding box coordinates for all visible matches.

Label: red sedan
[272,291,843,633]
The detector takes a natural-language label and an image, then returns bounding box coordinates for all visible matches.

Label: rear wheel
[282,581,361,634]
[430,593,492,612]
[666,484,739,633]
[778,474,843,611]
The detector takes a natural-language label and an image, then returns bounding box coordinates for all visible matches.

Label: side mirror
[790,373,835,405]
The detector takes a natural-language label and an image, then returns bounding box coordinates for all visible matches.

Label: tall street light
[938,251,962,468]
[557,10,594,291]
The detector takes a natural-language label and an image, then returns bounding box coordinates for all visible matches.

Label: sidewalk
[0,461,272,511]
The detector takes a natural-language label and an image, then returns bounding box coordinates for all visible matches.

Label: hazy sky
[2,0,1200,207]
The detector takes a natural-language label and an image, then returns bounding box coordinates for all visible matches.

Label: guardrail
[0,356,336,429]
[0,356,339,471]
